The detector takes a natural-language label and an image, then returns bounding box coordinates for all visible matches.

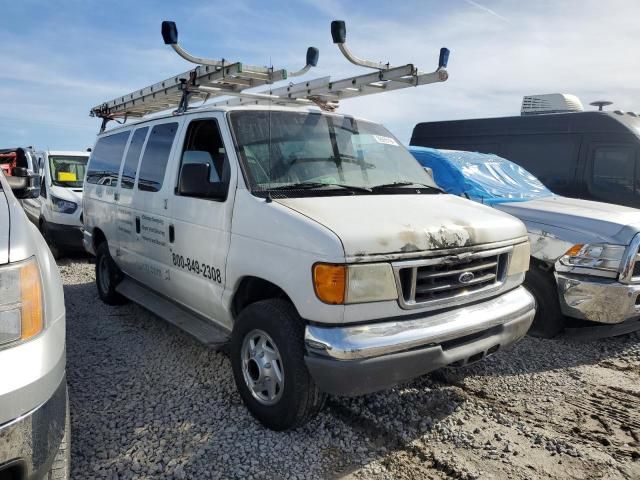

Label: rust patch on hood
[397,225,473,252]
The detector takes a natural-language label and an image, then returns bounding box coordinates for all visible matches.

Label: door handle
[114,192,120,201]
[135,217,140,234]
[169,224,175,243]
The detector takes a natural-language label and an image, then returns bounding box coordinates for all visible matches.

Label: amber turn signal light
[313,263,346,304]
[20,260,43,340]
[564,244,584,257]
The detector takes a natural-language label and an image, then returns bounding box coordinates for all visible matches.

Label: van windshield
[230,111,438,195]
[49,155,88,188]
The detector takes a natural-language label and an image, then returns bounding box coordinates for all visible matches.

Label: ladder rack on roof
[91,20,450,131]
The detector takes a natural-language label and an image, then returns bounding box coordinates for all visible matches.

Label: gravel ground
[60,258,640,480]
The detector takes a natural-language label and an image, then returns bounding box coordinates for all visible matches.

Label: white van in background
[22,150,89,258]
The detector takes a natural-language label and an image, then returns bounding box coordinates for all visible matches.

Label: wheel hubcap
[241,329,284,405]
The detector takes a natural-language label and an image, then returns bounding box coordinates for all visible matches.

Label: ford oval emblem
[458,272,475,284]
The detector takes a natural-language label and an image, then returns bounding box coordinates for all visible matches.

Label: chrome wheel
[241,329,284,405]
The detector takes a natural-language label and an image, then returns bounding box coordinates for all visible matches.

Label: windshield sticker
[58,171,77,182]
[373,135,399,146]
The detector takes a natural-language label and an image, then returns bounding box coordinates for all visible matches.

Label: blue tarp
[409,147,553,205]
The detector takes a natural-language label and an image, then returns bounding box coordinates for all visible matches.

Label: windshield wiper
[269,182,326,190]
[370,181,443,193]
[268,182,372,193]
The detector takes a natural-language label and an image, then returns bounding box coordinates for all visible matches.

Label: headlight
[313,263,398,304]
[51,195,77,214]
[559,243,625,272]
[0,257,44,347]
[507,241,530,276]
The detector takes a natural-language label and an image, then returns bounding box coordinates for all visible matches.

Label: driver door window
[177,119,229,199]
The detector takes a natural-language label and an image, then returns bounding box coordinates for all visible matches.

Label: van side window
[502,134,580,192]
[177,119,229,198]
[86,131,130,186]
[120,127,149,189]
[138,123,179,192]
[591,146,635,196]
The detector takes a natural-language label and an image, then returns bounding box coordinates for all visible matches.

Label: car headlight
[313,263,398,304]
[0,257,44,347]
[507,241,530,275]
[51,195,77,214]
[559,243,625,272]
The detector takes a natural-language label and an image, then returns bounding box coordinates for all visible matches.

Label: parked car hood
[51,186,83,203]
[494,196,640,245]
[276,194,527,260]
[0,190,8,264]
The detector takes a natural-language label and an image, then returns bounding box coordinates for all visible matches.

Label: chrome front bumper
[304,286,535,396]
[0,376,67,479]
[555,272,640,324]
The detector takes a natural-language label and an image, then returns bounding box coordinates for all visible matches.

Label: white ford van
[22,151,89,258]
[83,105,536,429]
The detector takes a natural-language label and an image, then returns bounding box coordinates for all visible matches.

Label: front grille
[397,249,509,307]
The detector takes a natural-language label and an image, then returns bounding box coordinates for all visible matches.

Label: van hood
[51,186,83,203]
[494,196,640,245]
[276,194,527,260]
[0,191,8,264]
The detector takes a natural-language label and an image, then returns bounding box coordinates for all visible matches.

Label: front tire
[525,263,565,338]
[95,242,127,305]
[230,299,326,431]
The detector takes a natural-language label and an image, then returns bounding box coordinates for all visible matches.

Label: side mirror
[178,163,226,200]
[7,169,40,199]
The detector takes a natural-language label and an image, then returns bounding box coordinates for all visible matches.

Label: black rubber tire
[95,242,127,305]
[524,264,565,338]
[46,394,70,479]
[230,299,327,431]
[40,219,62,260]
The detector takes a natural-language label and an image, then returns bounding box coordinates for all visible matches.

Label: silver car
[0,169,69,479]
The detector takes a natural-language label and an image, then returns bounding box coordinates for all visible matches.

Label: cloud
[463,0,510,23]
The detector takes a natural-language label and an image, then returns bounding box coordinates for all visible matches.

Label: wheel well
[231,277,292,318]
[92,228,107,250]
[530,256,554,273]
[0,460,25,479]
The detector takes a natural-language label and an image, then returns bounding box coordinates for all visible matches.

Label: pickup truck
[411,147,640,337]
[0,169,69,478]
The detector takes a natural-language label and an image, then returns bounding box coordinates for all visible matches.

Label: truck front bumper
[304,286,535,396]
[46,221,84,251]
[0,376,67,479]
[555,272,640,324]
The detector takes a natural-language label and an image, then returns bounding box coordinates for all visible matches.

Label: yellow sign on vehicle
[58,172,77,182]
